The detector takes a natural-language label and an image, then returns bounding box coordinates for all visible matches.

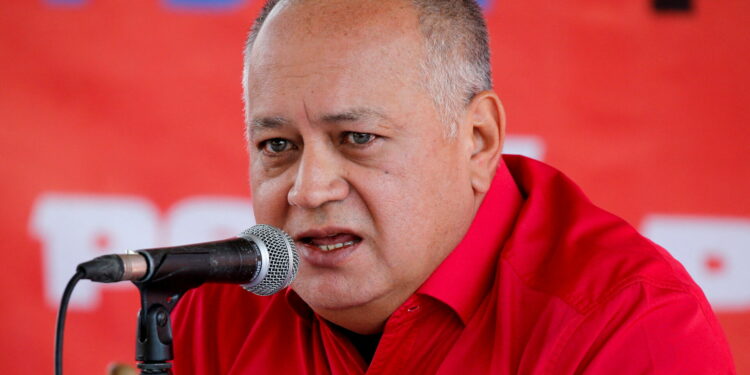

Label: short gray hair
[242,0,492,137]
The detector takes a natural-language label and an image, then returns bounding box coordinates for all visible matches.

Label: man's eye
[344,132,376,146]
[261,138,293,154]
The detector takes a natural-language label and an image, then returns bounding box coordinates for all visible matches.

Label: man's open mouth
[298,233,362,252]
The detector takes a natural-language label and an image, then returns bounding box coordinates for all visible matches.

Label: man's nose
[287,145,349,209]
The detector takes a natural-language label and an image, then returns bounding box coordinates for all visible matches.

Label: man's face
[246,1,477,317]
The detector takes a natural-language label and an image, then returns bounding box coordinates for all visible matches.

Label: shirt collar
[285,287,314,319]
[417,159,523,324]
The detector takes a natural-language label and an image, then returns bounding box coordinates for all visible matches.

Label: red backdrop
[1,0,748,373]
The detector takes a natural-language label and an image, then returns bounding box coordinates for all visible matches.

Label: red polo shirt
[172,155,735,374]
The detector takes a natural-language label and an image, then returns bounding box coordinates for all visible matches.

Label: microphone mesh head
[239,224,299,296]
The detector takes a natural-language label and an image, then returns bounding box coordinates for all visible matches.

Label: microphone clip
[131,248,197,375]
[133,282,182,375]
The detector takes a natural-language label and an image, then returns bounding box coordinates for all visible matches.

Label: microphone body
[76,224,298,296]
[67,224,298,370]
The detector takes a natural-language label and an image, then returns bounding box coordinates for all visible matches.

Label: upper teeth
[316,240,355,252]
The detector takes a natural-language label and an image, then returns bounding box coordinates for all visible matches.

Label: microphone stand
[131,248,206,375]
[133,284,182,375]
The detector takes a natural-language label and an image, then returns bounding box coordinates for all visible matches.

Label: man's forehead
[245,0,424,91]
[244,0,435,140]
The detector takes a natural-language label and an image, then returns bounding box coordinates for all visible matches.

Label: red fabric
[172,155,735,374]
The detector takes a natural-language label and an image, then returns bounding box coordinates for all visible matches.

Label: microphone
[75,224,299,296]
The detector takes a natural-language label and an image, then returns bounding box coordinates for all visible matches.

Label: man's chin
[292,282,386,312]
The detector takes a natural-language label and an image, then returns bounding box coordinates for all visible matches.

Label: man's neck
[333,323,383,366]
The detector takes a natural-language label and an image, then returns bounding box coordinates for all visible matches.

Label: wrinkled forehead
[244,0,429,115]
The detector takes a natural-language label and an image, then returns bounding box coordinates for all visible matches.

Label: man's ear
[462,91,505,194]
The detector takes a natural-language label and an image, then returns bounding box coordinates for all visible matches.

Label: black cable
[55,271,84,375]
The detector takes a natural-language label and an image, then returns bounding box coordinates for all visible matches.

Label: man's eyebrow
[250,116,291,130]
[319,108,390,124]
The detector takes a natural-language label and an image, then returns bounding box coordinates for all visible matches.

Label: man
[172,0,736,373]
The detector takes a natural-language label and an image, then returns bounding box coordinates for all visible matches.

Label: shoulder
[499,156,735,373]
[502,155,698,313]
[545,278,736,374]
[171,283,298,374]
